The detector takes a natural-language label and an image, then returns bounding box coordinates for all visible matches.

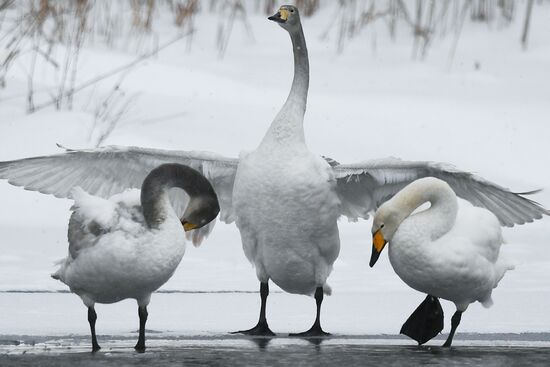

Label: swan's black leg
[134,306,148,352]
[290,287,330,337]
[232,282,275,336]
[442,310,462,347]
[88,306,101,352]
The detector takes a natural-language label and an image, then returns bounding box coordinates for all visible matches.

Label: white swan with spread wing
[0,5,547,336]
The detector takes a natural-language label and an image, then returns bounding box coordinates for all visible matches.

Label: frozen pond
[1,294,550,366]
[1,336,550,367]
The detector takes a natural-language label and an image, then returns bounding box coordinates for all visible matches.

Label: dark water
[1,337,549,367]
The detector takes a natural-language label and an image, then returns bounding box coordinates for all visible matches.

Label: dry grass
[0,0,543,117]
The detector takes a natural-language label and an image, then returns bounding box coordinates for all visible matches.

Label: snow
[70,187,117,228]
[0,4,549,338]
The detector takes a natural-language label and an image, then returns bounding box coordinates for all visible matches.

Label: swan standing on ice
[52,163,219,352]
[369,177,513,347]
[232,5,339,336]
[0,5,547,336]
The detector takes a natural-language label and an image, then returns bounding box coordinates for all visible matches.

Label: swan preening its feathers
[0,4,547,341]
[370,177,513,346]
[52,163,219,352]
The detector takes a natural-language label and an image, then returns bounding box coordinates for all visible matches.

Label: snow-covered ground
[0,4,549,337]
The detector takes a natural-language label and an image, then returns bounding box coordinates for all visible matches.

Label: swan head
[369,205,401,267]
[181,195,220,232]
[268,5,301,31]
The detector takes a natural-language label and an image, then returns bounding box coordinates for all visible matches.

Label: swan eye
[380,224,385,229]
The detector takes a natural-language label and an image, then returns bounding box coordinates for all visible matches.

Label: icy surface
[1,336,550,367]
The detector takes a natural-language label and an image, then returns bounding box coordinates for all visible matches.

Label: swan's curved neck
[392,179,458,241]
[261,25,309,147]
[140,164,214,229]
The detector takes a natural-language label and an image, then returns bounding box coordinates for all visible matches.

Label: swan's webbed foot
[400,295,444,345]
[134,342,146,353]
[289,322,331,337]
[232,320,276,336]
[290,287,330,338]
[231,282,275,336]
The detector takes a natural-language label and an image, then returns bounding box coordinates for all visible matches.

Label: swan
[231,5,340,336]
[52,163,220,352]
[369,177,513,347]
[0,5,547,336]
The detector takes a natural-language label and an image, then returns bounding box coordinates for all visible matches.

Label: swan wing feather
[333,157,549,227]
[0,145,239,229]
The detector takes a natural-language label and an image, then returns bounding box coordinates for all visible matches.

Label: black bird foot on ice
[400,295,444,345]
[134,343,146,353]
[231,320,276,337]
[289,323,331,338]
[91,345,101,353]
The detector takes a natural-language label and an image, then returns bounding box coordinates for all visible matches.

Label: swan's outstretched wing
[332,157,549,227]
[0,146,239,243]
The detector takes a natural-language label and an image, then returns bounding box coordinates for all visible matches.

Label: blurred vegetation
[0,0,545,118]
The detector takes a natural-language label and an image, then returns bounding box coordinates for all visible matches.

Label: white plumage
[51,163,219,352]
[234,143,340,296]
[52,187,185,307]
[230,6,342,336]
[370,177,513,345]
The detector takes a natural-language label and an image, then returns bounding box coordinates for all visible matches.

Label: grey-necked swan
[52,163,219,352]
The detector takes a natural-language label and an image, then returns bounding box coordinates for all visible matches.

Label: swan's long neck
[392,179,458,241]
[261,25,309,147]
[140,164,215,229]
[288,26,309,109]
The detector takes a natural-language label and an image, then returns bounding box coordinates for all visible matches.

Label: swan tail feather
[481,295,494,308]
[51,267,63,281]
[495,263,514,286]
[51,257,69,282]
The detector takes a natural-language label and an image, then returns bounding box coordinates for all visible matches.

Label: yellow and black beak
[268,8,289,23]
[369,230,388,267]
[181,220,198,232]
